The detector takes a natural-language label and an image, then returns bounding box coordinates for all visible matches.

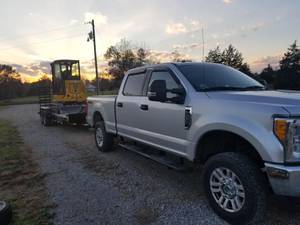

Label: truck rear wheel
[94,121,114,152]
[202,152,266,225]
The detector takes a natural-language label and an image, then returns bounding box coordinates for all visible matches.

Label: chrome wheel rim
[210,167,245,213]
[96,127,104,147]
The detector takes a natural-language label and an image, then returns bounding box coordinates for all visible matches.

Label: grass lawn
[0,96,39,106]
[0,119,53,225]
[0,90,119,106]
[0,91,119,106]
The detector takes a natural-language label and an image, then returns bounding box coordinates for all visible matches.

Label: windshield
[58,61,80,80]
[177,63,264,91]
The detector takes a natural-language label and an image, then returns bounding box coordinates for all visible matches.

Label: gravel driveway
[1,104,300,225]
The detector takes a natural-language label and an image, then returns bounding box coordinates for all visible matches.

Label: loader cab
[51,60,81,96]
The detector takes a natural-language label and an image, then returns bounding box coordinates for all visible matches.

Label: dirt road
[1,104,300,225]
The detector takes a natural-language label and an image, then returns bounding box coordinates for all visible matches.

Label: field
[0,91,118,107]
[0,119,53,225]
[0,96,39,106]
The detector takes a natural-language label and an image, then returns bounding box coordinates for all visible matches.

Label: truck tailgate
[87,95,117,134]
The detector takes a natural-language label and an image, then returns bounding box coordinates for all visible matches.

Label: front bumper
[265,163,300,197]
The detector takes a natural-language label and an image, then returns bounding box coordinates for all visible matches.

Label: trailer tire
[202,152,267,225]
[0,201,12,225]
[41,111,51,126]
[94,121,114,152]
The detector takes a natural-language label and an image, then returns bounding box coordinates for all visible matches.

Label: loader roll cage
[50,59,81,96]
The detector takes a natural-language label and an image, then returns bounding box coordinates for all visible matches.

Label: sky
[0,0,299,82]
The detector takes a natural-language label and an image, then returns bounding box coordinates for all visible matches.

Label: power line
[0,24,86,42]
[0,33,86,51]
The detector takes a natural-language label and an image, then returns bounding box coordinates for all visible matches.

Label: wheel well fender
[194,130,265,168]
[93,111,104,125]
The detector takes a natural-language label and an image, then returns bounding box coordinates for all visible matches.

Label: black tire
[202,152,267,225]
[40,111,51,126]
[0,201,12,225]
[94,121,114,152]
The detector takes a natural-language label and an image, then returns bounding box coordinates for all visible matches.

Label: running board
[119,143,191,172]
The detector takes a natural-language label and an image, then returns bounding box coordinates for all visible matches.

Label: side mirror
[169,87,186,104]
[148,80,167,102]
[170,87,185,95]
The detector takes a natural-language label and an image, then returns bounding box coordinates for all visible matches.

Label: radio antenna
[202,28,205,61]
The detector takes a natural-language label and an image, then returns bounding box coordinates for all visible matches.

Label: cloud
[209,21,265,40]
[148,51,174,62]
[70,19,78,25]
[252,55,282,66]
[11,61,51,81]
[275,16,282,22]
[165,19,204,35]
[148,50,190,62]
[241,22,264,33]
[84,12,107,25]
[8,58,110,82]
[166,23,187,34]
[173,42,204,51]
[210,33,219,40]
[190,20,203,32]
[250,54,282,72]
[223,0,233,4]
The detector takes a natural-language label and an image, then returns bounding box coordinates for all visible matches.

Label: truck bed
[86,95,117,134]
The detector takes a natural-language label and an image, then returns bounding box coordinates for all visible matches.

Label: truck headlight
[274,118,300,163]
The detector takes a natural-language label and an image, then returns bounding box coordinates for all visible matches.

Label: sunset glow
[1,0,299,82]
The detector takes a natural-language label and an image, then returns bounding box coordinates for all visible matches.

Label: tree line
[205,41,300,90]
[94,39,299,91]
[0,65,51,100]
[0,39,299,100]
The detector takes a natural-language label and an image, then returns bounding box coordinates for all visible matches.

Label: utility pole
[87,19,100,95]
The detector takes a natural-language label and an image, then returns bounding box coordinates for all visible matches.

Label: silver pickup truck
[87,62,300,224]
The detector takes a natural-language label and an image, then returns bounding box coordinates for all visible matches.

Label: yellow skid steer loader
[39,59,87,126]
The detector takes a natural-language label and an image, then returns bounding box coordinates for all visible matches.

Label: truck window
[123,73,146,96]
[177,63,262,91]
[148,71,181,99]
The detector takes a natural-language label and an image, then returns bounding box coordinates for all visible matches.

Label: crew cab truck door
[116,71,148,140]
[138,68,188,155]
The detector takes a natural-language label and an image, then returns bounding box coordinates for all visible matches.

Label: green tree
[205,46,223,64]
[0,65,24,99]
[259,64,275,87]
[274,41,300,90]
[206,44,252,75]
[171,50,192,62]
[104,39,149,81]
[279,40,299,71]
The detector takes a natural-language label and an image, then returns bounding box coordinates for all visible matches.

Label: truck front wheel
[94,121,114,152]
[202,152,267,225]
